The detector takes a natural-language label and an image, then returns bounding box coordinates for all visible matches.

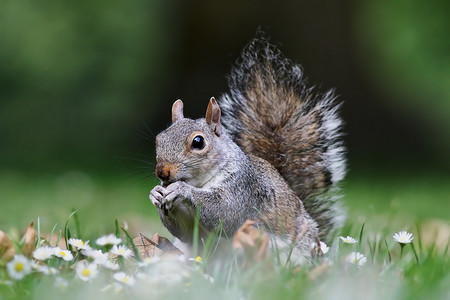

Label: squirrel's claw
[149,185,165,208]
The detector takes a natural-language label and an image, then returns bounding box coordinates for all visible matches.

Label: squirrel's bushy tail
[219,35,346,239]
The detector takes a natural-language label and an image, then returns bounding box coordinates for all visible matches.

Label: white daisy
[393,231,414,244]
[54,247,74,261]
[33,246,55,261]
[138,256,161,268]
[99,260,120,270]
[203,273,215,283]
[54,277,69,291]
[346,252,367,266]
[0,279,13,285]
[102,282,124,294]
[31,260,40,270]
[48,267,59,275]
[96,234,122,246]
[68,238,91,251]
[36,265,59,275]
[135,272,148,280]
[81,249,108,264]
[110,245,132,259]
[6,254,32,280]
[188,256,203,263]
[311,241,330,254]
[76,261,98,281]
[113,272,136,286]
[339,236,358,244]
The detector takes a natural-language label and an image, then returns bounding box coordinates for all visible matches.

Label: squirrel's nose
[155,163,175,182]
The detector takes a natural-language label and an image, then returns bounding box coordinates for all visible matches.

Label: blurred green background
[0,0,449,234]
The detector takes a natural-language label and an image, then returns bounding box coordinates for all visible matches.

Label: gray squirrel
[149,35,346,262]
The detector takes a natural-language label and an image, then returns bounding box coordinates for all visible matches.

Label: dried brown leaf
[0,230,15,262]
[21,222,37,257]
[233,220,269,267]
[308,262,331,280]
[41,232,66,249]
[421,219,450,253]
[132,233,182,259]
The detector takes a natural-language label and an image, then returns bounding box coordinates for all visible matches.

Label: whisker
[141,119,156,139]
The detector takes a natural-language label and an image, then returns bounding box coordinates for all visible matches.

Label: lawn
[0,168,449,299]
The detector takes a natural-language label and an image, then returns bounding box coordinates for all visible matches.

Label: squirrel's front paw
[162,181,188,212]
[149,185,165,208]
[149,182,189,214]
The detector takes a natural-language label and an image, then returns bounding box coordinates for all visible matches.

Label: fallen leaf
[0,230,15,262]
[21,222,37,257]
[421,219,450,253]
[233,220,269,267]
[308,262,331,280]
[41,232,66,249]
[132,233,182,259]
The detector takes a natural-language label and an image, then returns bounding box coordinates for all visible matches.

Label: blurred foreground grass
[0,168,449,300]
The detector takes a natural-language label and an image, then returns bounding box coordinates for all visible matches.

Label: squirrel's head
[154,97,225,188]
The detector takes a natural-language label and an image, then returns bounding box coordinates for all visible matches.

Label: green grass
[0,169,449,299]
[1,169,448,231]
[0,171,164,236]
[344,171,450,220]
[0,213,448,300]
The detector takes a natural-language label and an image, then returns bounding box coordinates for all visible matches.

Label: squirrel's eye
[191,135,205,150]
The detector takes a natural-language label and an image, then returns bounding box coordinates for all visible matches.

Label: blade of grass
[211,225,225,258]
[358,223,365,252]
[334,236,340,261]
[443,239,450,257]
[192,206,201,258]
[65,228,72,251]
[49,223,58,247]
[384,239,391,263]
[285,243,297,268]
[56,229,62,249]
[374,236,382,263]
[202,223,223,262]
[73,209,81,238]
[226,258,234,290]
[36,217,41,247]
[410,243,419,264]
[115,219,120,238]
[415,221,423,255]
[367,238,375,264]
[64,211,77,250]
[121,227,140,262]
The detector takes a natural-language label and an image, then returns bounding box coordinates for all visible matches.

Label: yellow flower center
[15,262,24,272]
[60,251,66,257]
[123,277,128,283]
[195,256,202,263]
[82,268,91,277]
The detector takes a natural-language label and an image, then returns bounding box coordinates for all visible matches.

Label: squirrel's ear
[205,97,221,136]
[172,100,184,123]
